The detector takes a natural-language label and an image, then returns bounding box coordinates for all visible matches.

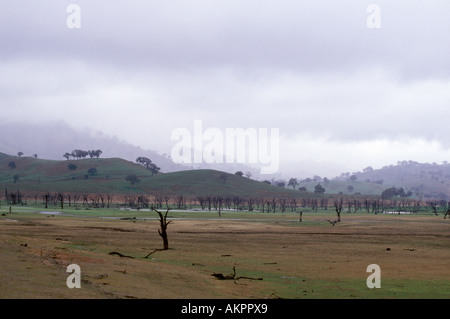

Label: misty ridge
[1,121,450,200]
[0,121,271,179]
[333,161,450,200]
[0,121,179,170]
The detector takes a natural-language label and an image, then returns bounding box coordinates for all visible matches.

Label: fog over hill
[2,1,450,184]
[0,121,270,178]
[0,122,186,173]
[2,122,450,198]
[2,121,450,198]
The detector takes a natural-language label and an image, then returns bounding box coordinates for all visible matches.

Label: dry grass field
[0,209,449,299]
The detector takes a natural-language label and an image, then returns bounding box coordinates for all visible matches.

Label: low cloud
[1,1,449,176]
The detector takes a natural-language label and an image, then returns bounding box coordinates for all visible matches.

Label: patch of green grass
[258,275,450,299]
[0,152,311,198]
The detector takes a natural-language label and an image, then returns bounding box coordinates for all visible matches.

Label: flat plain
[0,207,449,299]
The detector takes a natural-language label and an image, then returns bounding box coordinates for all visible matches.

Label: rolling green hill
[294,179,386,196]
[3,152,448,200]
[0,153,153,194]
[0,152,303,198]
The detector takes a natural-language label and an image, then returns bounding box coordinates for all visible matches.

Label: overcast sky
[1,0,450,177]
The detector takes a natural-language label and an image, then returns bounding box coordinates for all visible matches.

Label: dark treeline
[63,149,103,160]
[2,189,113,210]
[2,189,449,219]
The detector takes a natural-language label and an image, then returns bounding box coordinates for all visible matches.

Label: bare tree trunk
[334,198,343,222]
[154,209,171,250]
[444,203,449,219]
[60,193,64,210]
[428,201,439,216]
[43,192,49,209]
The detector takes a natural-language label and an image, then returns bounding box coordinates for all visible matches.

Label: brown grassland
[0,210,449,299]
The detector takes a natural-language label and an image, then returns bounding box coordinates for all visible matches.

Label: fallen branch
[212,266,236,280]
[212,266,263,281]
[109,251,135,259]
[236,276,263,281]
[326,219,338,226]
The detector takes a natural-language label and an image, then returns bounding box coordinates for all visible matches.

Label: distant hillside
[337,161,450,200]
[0,122,268,178]
[294,178,386,196]
[290,160,450,200]
[0,122,187,173]
[0,152,306,198]
[0,152,152,194]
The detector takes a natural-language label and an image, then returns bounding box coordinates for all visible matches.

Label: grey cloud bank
[1,1,450,177]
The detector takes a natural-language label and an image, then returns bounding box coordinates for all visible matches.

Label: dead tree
[212,195,223,216]
[67,193,72,207]
[428,201,439,216]
[154,195,163,209]
[175,195,185,209]
[197,196,206,210]
[206,195,212,211]
[444,204,450,219]
[42,192,50,209]
[137,195,149,209]
[154,209,171,250]
[334,198,343,222]
[247,197,254,212]
[320,198,328,210]
[82,193,89,207]
[260,199,266,213]
[279,198,286,213]
[265,199,272,213]
[311,199,319,212]
[364,199,371,214]
[57,193,64,209]
[355,199,361,213]
[164,195,171,210]
[440,201,450,219]
[73,193,80,209]
[346,200,352,214]
[106,194,113,208]
[290,198,298,212]
[270,198,277,213]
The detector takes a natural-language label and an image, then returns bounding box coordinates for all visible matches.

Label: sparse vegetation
[64,149,102,160]
[0,205,448,299]
[136,156,160,175]
[87,167,98,176]
[314,183,325,194]
[0,151,449,300]
[125,174,140,191]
